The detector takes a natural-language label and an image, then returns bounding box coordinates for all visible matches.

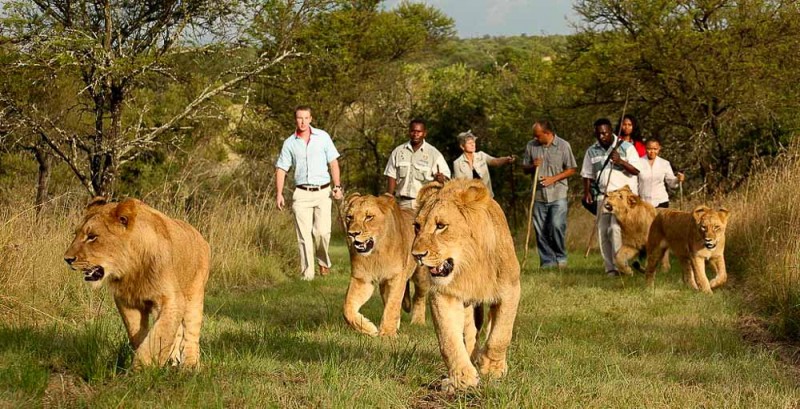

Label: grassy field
[2,239,799,408]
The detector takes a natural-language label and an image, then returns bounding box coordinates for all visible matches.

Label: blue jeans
[533,199,568,267]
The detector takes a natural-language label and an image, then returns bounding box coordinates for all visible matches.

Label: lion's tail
[402,281,412,313]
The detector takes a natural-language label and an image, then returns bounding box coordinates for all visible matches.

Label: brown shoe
[320,265,330,276]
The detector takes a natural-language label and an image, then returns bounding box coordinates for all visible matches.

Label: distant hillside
[433,35,567,70]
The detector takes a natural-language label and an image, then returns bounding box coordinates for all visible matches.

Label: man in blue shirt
[275,106,344,281]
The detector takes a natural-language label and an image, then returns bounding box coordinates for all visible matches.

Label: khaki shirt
[384,141,451,199]
[453,151,496,197]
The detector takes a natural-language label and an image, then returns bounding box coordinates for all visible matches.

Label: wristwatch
[333,185,343,192]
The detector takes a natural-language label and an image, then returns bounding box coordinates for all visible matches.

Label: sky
[383,0,578,38]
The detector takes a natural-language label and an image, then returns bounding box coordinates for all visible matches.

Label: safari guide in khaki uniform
[275,105,344,281]
[384,119,451,210]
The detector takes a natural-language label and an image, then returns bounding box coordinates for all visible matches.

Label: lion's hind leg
[644,235,669,288]
[180,293,205,369]
[343,277,379,336]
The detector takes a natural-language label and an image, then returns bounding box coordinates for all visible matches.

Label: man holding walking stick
[522,120,578,269]
[581,118,643,277]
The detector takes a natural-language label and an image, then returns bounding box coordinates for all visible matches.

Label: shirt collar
[403,140,427,151]
[294,126,319,139]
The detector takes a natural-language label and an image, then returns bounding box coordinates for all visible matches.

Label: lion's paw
[478,357,507,378]
[378,327,398,337]
[441,365,479,392]
[410,314,426,325]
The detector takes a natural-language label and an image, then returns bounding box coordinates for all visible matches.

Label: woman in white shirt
[452,130,514,197]
[638,138,685,208]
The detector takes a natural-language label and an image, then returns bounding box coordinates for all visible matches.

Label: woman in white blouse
[452,130,514,197]
[638,138,685,208]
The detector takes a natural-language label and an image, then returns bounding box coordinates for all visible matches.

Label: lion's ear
[627,194,639,206]
[343,192,362,213]
[716,207,730,223]
[114,199,139,228]
[692,205,711,224]
[87,196,108,208]
[376,194,397,207]
[457,181,490,205]
[417,181,443,208]
[621,185,632,193]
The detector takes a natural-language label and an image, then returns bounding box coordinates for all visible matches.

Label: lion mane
[411,179,520,391]
[645,205,730,293]
[64,197,211,369]
[342,193,429,336]
[603,185,668,275]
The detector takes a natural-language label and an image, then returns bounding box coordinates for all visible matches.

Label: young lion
[412,179,520,391]
[644,205,730,293]
[342,193,429,337]
[603,185,668,275]
[64,197,210,369]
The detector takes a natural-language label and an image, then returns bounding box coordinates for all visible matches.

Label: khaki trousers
[291,187,332,280]
[397,198,416,210]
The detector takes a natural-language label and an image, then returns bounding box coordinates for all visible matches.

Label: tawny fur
[411,179,521,391]
[644,205,730,294]
[64,197,210,369]
[603,186,669,275]
[342,193,429,337]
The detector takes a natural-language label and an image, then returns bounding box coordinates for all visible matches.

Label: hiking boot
[606,270,620,277]
[320,265,330,276]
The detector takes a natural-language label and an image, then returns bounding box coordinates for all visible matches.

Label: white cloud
[486,0,530,26]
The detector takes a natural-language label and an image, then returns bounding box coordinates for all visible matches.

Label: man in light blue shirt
[276,106,343,281]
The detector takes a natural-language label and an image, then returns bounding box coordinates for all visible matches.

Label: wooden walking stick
[679,180,684,210]
[522,166,540,267]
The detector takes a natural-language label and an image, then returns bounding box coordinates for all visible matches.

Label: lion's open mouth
[604,203,613,212]
[704,242,717,250]
[83,266,105,282]
[352,238,375,253]
[429,258,454,278]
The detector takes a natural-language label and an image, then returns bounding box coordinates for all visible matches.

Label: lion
[644,205,730,293]
[342,193,429,337]
[63,197,211,369]
[603,185,669,275]
[411,179,520,391]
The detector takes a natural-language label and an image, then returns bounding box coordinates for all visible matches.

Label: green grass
[1,242,798,408]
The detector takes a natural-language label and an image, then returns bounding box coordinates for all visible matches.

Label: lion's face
[692,206,729,250]
[344,194,394,256]
[603,185,637,215]
[412,180,489,286]
[64,198,136,286]
[412,202,469,286]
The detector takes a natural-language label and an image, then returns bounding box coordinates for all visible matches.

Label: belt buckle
[308,185,320,191]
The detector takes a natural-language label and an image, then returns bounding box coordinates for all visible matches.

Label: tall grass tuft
[725,149,800,340]
[0,187,298,325]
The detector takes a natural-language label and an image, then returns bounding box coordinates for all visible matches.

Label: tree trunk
[33,147,52,210]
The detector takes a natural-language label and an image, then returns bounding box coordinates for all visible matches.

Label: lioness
[342,193,429,336]
[411,179,520,391]
[603,185,668,275]
[64,197,211,369]
[644,205,730,293]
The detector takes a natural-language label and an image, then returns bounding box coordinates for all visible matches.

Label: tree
[567,0,800,193]
[0,0,329,196]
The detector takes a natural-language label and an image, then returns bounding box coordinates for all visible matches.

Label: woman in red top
[616,114,646,157]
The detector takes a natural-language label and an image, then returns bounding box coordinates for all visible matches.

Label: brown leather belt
[296,183,330,191]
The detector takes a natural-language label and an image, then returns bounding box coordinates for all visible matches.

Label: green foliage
[567,0,800,193]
